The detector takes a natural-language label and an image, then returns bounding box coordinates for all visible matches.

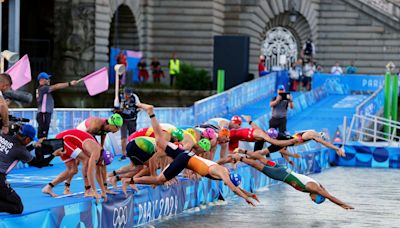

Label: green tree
[175,64,212,90]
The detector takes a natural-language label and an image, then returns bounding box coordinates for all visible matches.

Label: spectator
[36,72,78,138]
[168,53,180,87]
[258,55,269,76]
[114,87,140,160]
[302,60,315,91]
[0,73,12,134]
[301,38,316,61]
[345,61,358,74]
[137,58,149,83]
[315,63,324,73]
[294,59,303,90]
[253,84,294,151]
[151,57,163,84]
[288,62,299,91]
[331,62,343,75]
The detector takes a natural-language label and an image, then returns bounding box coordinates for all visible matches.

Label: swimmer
[42,129,114,202]
[229,149,354,210]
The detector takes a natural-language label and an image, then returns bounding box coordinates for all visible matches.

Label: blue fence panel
[334,143,400,168]
[193,72,276,125]
[193,93,229,125]
[227,72,276,114]
[312,73,384,93]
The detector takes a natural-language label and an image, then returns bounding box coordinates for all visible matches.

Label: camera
[0,115,30,136]
[279,92,290,100]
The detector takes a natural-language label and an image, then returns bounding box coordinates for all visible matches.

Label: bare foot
[130,184,139,192]
[107,176,119,190]
[122,179,129,197]
[63,187,72,195]
[42,185,58,197]
[84,190,95,197]
[106,189,117,195]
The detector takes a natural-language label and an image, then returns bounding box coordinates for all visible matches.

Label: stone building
[1,0,400,106]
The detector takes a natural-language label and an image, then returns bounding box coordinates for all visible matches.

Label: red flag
[81,67,109,96]
[6,54,31,90]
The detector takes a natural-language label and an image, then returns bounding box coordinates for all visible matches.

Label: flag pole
[114,64,126,107]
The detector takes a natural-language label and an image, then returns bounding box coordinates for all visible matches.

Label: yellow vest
[169,59,180,75]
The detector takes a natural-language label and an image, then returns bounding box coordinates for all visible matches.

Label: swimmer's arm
[281,154,295,166]
[308,184,354,210]
[279,148,301,158]
[239,187,260,203]
[95,165,104,190]
[220,172,255,206]
[137,103,168,150]
[220,142,228,155]
[88,151,101,194]
[266,137,297,147]
[209,144,217,160]
[216,156,234,165]
[231,153,265,171]
[238,151,277,168]
[313,135,344,156]
[100,135,106,147]
[241,115,260,129]
[254,148,270,156]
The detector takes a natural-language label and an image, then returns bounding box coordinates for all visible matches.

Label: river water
[150,167,400,228]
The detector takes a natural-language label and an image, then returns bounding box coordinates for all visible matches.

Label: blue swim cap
[314,194,326,204]
[229,173,242,187]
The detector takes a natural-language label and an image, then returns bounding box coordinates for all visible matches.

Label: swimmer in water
[225,148,354,210]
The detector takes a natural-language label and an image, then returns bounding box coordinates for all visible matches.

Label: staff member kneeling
[0,124,38,214]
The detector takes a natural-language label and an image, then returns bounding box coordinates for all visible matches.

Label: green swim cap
[171,128,184,141]
[108,113,123,127]
[198,138,211,152]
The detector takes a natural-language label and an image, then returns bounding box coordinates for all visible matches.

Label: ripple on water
[152,167,400,228]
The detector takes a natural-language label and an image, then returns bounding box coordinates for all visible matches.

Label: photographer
[114,87,140,160]
[253,85,294,151]
[0,73,12,134]
[0,124,38,214]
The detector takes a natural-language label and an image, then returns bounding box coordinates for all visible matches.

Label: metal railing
[345,113,400,146]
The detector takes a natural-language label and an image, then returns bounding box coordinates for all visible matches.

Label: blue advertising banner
[312,73,384,93]
[110,48,142,84]
[101,194,135,228]
[335,143,400,168]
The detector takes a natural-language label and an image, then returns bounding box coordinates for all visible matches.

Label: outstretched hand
[341,203,354,210]
[250,193,260,203]
[336,148,345,157]
[246,198,256,207]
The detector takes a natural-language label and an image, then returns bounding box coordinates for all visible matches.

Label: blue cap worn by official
[278,84,285,91]
[124,87,133,94]
[19,124,38,141]
[37,72,51,81]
